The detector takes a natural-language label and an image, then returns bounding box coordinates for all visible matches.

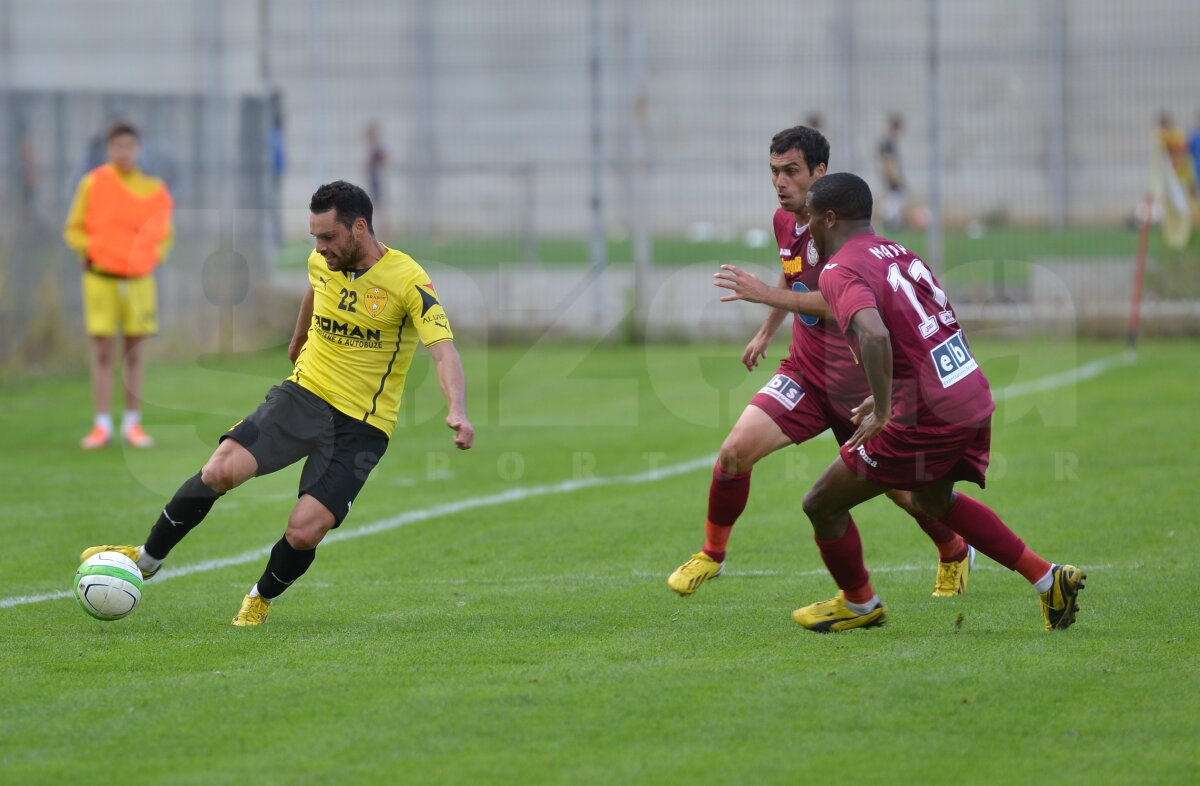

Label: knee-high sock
[938,493,1030,571]
[913,512,968,562]
[143,472,222,560]
[255,537,317,600]
[814,517,874,604]
[703,464,751,561]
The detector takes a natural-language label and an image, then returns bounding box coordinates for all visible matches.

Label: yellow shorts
[82,269,159,337]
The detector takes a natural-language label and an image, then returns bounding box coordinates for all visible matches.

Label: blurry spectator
[878,114,906,230]
[74,114,179,190]
[1151,111,1196,251]
[364,122,389,232]
[64,121,174,450]
[804,113,824,135]
[16,117,40,216]
[268,91,286,245]
[1188,110,1200,197]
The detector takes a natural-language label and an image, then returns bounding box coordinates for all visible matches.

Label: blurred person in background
[64,121,174,449]
[268,91,287,247]
[878,114,906,231]
[364,122,389,234]
[1151,111,1196,253]
[16,116,40,219]
[1188,110,1200,199]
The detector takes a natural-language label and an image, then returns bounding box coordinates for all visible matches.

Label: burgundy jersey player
[668,127,977,600]
[790,172,1085,634]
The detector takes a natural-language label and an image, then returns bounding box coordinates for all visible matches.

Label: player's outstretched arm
[714,264,832,320]
[741,272,790,371]
[427,340,474,450]
[844,308,893,450]
[287,287,314,363]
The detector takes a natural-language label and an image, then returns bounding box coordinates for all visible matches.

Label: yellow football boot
[231,594,273,627]
[932,545,975,597]
[668,552,725,596]
[78,544,159,579]
[792,591,887,633]
[1040,564,1086,631]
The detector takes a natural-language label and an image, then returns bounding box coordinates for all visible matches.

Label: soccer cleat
[792,591,887,633]
[932,545,976,597]
[121,424,154,448]
[231,594,272,627]
[80,425,112,450]
[78,544,159,579]
[1040,564,1086,631]
[668,552,725,596]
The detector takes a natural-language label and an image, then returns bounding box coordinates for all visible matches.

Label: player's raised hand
[741,334,770,370]
[447,413,474,450]
[714,265,770,304]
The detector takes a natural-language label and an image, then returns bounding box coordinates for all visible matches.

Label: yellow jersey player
[80,180,474,626]
[64,120,173,450]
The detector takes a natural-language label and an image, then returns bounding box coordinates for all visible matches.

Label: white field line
[992,353,1134,402]
[1,355,1128,610]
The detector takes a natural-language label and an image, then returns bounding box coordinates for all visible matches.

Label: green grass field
[2,339,1198,785]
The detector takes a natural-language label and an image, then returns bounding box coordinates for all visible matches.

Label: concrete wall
[3,0,1198,237]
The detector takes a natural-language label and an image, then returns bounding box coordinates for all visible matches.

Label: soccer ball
[74,551,143,620]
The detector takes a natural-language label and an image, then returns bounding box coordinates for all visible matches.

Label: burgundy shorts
[838,418,991,491]
[748,359,864,445]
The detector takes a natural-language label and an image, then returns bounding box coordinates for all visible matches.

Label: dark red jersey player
[791,172,1085,634]
[819,231,994,489]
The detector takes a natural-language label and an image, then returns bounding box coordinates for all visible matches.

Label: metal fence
[1,0,1199,363]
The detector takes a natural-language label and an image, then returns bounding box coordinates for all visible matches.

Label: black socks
[143,472,222,560]
[255,537,317,600]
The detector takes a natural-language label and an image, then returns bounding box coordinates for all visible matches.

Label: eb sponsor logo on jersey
[759,373,805,410]
[930,330,978,388]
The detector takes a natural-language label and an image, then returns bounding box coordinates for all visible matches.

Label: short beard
[328,235,363,271]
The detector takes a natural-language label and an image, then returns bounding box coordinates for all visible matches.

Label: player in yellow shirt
[63,121,174,449]
[80,181,474,626]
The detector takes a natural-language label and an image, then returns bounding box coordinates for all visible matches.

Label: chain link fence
[1,0,1199,365]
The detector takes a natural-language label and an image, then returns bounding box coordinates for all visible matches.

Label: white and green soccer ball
[74,551,143,620]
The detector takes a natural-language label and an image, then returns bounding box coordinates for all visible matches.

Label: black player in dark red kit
[790,172,1085,632]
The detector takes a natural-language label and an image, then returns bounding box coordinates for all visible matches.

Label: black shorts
[221,381,388,526]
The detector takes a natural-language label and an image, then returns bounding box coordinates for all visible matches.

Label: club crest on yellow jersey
[363,286,388,318]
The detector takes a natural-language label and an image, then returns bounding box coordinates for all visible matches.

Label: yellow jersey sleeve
[288,247,453,437]
[400,262,455,348]
[63,173,94,257]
